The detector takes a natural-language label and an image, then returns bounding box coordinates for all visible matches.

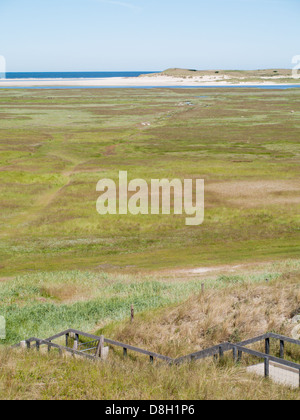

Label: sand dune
[0,74,298,88]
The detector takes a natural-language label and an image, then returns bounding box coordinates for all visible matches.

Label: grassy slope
[1,263,300,400]
[98,266,300,358]
[0,260,298,345]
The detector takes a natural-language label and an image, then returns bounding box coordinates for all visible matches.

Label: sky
[0,0,299,71]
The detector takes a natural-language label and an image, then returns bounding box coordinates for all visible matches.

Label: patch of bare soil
[0,277,12,283]
[164,260,278,279]
[206,180,300,208]
[103,145,116,156]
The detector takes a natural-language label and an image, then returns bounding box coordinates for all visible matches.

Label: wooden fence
[13,329,300,387]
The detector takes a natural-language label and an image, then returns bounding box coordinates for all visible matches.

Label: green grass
[1,259,299,345]
[0,88,299,399]
[0,88,299,275]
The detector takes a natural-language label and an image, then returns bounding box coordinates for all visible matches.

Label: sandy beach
[0,74,299,88]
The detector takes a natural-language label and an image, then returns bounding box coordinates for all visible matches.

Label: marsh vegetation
[0,87,299,399]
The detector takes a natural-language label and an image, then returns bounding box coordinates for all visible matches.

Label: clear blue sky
[1,0,299,71]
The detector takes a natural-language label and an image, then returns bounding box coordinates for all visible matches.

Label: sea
[4,72,156,79]
[1,72,300,89]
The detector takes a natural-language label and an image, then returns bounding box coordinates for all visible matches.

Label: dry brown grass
[207,180,300,208]
[1,347,300,400]
[39,284,88,303]
[102,272,300,358]
[1,269,300,400]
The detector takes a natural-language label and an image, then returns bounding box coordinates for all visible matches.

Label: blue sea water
[5,71,157,79]
[0,72,299,89]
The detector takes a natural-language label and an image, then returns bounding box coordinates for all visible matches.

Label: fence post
[201,283,205,293]
[73,339,78,351]
[65,333,69,348]
[36,340,40,352]
[264,357,270,378]
[219,346,224,359]
[123,347,127,358]
[26,340,31,349]
[150,355,154,364]
[238,350,242,362]
[280,340,285,359]
[131,305,134,323]
[95,335,105,358]
[233,346,237,362]
[265,338,270,355]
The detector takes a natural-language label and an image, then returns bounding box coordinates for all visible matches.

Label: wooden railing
[13,329,300,386]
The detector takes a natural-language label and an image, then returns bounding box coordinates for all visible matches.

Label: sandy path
[247,362,300,388]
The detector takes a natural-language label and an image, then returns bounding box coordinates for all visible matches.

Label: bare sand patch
[0,75,298,88]
[206,180,300,208]
[163,261,273,279]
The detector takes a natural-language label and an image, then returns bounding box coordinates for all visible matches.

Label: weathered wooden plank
[80,347,98,353]
[34,338,97,361]
[105,337,172,362]
[78,340,99,349]
[95,335,104,358]
[264,357,270,378]
[14,329,172,362]
[68,329,101,342]
[45,329,72,342]
[265,338,270,355]
[280,340,285,359]
[233,346,237,362]
[237,334,269,347]
[232,344,300,371]
[64,330,171,361]
[268,333,300,347]
[13,329,300,374]
[175,343,231,364]
[219,346,224,359]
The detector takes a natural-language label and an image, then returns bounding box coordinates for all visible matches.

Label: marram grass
[1,259,299,345]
